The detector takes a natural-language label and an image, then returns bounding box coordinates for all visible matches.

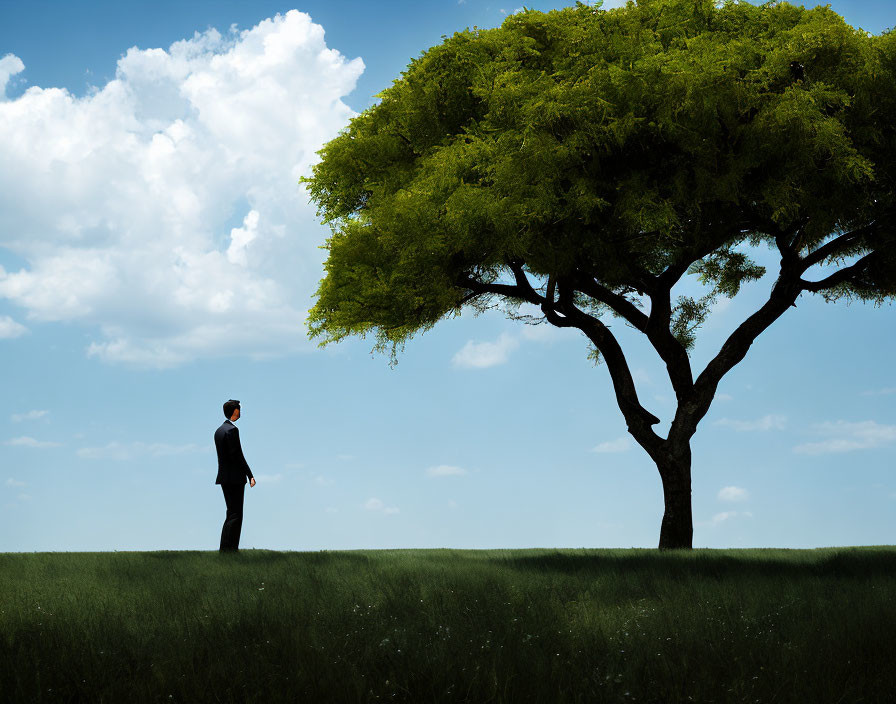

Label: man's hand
[249,477,256,488]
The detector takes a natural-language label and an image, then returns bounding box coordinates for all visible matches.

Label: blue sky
[1,0,893,552]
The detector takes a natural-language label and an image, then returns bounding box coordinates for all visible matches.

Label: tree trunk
[656,448,693,550]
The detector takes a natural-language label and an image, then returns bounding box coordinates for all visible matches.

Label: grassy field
[1,547,894,703]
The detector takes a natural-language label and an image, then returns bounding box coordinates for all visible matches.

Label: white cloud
[77,441,204,460]
[426,464,468,477]
[314,474,334,486]
[11,409,49,422]
[518,322,563,343]
[591,436,631,453]
[255,473,282,483]
[861,387,896,396]
[452,332,519,368]
[713,414,787,431]
[711,510,753,525]
[0,12,364,368]
[0,54,24,97]
[364,496,398,514]
[631,367,650,385]
[717,485,749,502]
[0,314,28,338]
[17,492,31,501]
[793,420,896,455]
[716,393,733,402]
[6,478,26,487]
[6,436,61,448]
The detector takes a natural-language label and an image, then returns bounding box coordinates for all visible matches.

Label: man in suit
[215,399,256,552]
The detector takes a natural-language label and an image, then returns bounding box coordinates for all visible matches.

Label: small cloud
[519,323,563,343]
[447,499,458,509]
[256,473,282,483]
[6,478,26,487]
[337,454,355,461]
[0,315,28,339]
[861,387,896,397]
[452,332,519,369]
[364,497,398,514]
[325,506,338,513]
[716,393,733,402]
[631,368,650,385]
[17,493,32,501]
[426,464,468,477]
[77,442,130,460]
[717,486,749,502]
[314,475,334,486]
[713,414,787,431]
[793,420,896,455]
[6,436,61,448]
[591,436,631,453]
[76,441,203,460]
[11,410,49,422]
[711,510,752,525]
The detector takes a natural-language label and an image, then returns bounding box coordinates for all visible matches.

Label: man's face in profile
[231,407,241,421]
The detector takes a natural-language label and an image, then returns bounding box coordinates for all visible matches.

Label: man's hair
[223,399,241,419]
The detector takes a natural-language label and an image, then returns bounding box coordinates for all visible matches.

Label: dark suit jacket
[214,419,254,485]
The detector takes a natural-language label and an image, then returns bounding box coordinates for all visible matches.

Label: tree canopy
[305,0,896,363]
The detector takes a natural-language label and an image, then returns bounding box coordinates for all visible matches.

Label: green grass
[1,547,894,703]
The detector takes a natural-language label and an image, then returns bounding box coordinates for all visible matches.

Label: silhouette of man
[215,399,255,552]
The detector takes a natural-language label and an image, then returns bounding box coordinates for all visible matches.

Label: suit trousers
[219,482,245,552]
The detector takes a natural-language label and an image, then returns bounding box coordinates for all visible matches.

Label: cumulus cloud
[452,332,519,368]
[591,436,631,453]
[11,409,48,422]
[717,485,749,502]
[793,420,896,455]
[426,464,468,477]
[0,12,364,368]
[0,314,28,338]
[6,436,61,448]
[713,414,787,431]
[77,441,204,460]
[6,478,26,487]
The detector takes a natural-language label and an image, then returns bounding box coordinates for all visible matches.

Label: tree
[302,0,896,549]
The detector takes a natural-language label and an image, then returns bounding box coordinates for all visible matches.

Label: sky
[0,0,893,552]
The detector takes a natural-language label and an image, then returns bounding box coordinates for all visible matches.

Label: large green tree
[302,0,896,549]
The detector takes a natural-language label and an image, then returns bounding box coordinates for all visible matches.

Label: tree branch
[554,277,665,455]
[799,250,878,292]
[687,265,803,437]
[798,222,878,272]
[456,267,664,453]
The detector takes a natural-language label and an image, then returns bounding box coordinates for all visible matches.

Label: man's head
[223,399,241,421]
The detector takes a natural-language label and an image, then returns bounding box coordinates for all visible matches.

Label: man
[214,399,256,552]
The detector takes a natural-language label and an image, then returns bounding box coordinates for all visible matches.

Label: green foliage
[303,0,896,358]
[2,548,895,702]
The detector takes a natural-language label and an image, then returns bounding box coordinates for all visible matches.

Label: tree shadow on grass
[496,547,896,579]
